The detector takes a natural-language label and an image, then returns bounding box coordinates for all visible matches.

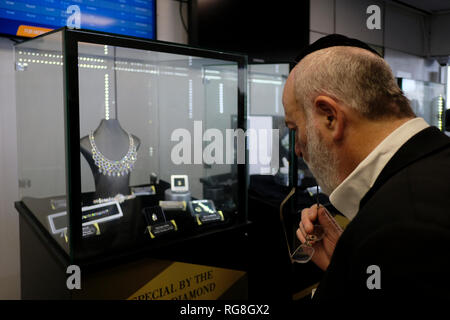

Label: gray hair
[294,46,415,120]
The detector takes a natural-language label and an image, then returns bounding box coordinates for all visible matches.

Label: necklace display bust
[80,119,141,198]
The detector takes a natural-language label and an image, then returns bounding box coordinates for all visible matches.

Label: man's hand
[297,205,343,271]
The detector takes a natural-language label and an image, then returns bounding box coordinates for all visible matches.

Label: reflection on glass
[399,78,446,130]
[247,64,294,185]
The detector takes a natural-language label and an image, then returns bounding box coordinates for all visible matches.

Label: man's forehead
[282,72,296,106]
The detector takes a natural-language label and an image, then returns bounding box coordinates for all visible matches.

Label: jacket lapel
[359,126,450,209]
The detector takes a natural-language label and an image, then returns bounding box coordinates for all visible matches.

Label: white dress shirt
[329,117,430,221]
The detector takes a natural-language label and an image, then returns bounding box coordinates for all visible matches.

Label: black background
[189,0,310,63]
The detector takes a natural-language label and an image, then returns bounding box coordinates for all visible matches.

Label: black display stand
[17,182,251,300]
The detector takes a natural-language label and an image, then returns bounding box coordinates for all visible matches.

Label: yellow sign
[128,262,246,300]
[17,25,53,38]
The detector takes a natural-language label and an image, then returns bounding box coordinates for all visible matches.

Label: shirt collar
[329,117,429,221]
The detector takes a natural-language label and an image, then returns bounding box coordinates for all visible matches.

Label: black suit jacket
[313,126,450,302]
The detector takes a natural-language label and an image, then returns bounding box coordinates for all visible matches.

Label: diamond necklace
[89,132,137,177]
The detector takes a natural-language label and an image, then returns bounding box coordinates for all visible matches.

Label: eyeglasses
[279,186,325,263]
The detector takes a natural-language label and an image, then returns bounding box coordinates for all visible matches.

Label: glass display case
[15,28,248,264]
[247,64,289,177]
[247,63,314,188]
[398,78,446,130]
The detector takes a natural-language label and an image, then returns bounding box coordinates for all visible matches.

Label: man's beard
[303,123,340,195]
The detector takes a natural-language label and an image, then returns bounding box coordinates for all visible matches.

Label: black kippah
[294,34,381,64]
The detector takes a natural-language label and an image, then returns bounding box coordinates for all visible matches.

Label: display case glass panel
[247,63,315,188]
[15,28,247,262]
[247,63,289,178]
[399,78,446,130]
[15,31,70,253]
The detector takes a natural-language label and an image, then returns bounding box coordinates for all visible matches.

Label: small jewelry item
[197,201,215,214]
[93,193,136,205]
[89,132,137,177]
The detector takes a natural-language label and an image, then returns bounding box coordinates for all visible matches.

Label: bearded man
[283,34,450,301]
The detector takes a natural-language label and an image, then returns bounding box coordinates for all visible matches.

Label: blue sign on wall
[0,0,155,38]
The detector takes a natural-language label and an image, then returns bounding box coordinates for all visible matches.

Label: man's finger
[301,206,318,233]
[296,227,306,244]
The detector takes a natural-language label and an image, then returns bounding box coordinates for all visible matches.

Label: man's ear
[313,95,345,141]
